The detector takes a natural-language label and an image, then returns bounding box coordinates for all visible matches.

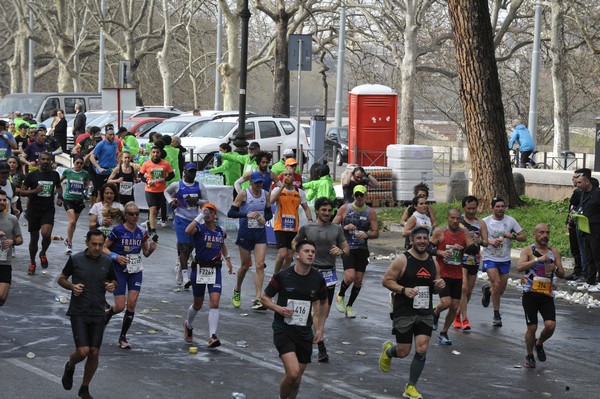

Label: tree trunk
[157,0,172,107]
[398,0,418,144]
[447,0,522,208]
[220,5,240,111]
[551,0,569,154]
[273,13,290,115]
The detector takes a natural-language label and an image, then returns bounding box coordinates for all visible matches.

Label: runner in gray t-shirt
[0,189,24,306]
[293,197,349,363]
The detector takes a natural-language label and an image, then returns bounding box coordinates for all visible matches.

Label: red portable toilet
[348,84,398,166]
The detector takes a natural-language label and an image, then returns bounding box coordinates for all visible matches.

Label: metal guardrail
[432,150,452,177]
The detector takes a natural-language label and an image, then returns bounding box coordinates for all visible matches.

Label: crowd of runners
[0,119,572,399]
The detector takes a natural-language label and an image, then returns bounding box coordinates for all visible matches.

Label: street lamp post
[233,0,251,154]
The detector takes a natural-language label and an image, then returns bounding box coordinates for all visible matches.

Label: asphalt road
[1,206,599,399]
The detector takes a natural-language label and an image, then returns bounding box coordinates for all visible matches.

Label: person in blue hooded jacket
[509,119,536,168]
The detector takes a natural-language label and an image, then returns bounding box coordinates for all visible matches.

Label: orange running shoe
[453,313,462,329]
[462,318,471,331]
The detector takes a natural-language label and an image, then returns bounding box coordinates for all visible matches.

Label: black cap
[248,142,260,149]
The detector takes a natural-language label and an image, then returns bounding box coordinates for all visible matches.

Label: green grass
[378,196,572,256]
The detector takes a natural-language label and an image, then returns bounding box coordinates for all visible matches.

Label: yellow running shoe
[403,383,423,399]
[379,341,393,372]
[232,290,241,308]
[335,293,345,313]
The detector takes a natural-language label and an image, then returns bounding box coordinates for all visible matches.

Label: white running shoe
[577,283,591,291]
[64,240,73,255]
[175,264,183,285]
[588,284,600,293]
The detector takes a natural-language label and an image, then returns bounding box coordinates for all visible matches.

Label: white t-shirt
[89,202,124,228]
[482,214,522,262]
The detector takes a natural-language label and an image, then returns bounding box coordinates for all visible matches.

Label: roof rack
[245,114,290,119]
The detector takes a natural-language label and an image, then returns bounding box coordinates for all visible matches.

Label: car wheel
[336,152,343,166]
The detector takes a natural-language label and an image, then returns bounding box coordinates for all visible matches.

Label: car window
[138,121,160,134]
[41,98,60,121]
[153,121,189,135]
[258,121,280,139]
[244,122,255,140]
[281,121,296,135]
[88,98,103,110]
[339,128,348,141]
[190,121,236,139]
[64,98,85,114]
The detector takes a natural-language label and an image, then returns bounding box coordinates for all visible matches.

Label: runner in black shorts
[379,227,445,399]
[261,240,327,399]
[58,229,117,399]
[61,155,89,255]
[430,209,476,345]
[517,223,564,368]
[293,197,348,362]
[0,189,23,306]
[20,152,63,275]
[333,185,379,318]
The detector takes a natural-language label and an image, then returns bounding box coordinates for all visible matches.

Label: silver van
[0,92,102,122]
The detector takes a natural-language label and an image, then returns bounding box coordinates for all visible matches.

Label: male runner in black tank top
[378,226,445,399]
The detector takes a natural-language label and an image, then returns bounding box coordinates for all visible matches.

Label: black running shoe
[481,284,491,308]
[318,347,329,362]
[535,343,547,362]
[78,385,94,399]
[61,361,74,390]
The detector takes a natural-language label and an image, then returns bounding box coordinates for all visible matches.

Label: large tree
[447,0,521,207]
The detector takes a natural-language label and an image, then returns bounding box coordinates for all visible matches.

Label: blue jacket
[509,125,535,152]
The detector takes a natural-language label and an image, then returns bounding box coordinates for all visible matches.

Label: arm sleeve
[227,205,247,219]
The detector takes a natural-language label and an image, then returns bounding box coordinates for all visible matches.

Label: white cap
[282,148,294,157]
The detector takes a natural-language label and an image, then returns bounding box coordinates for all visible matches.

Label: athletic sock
[181,268,188,281]
[339,280,350,297]
[187,305,199,329]
[494,310,501,318]
[120,310,135,337]
[208,308,219,336]
[386,345,398,359]
[348,285,361,306]
[317,341,326,350]
[408,352,426,386]
[105,307,116,326]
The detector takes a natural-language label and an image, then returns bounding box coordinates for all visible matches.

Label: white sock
[208,308,219,336]
[187,305,199,329]
[181,269,188,280]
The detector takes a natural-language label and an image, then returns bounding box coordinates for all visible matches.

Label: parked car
[122,117,166,137]
[130,106,183,119]
[180,115,309,168]
[136,115,213,148]
[0,92,102,123]
[324,126,348,166]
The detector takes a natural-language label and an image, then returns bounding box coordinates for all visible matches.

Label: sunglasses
[354,192,365,198]
[126,212,140,217]
[74,161,84,165]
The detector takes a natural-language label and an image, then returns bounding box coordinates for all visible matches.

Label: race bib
[126,254,143,274]
[196,266,216,285]
[489,236,509,258]
[0,148,8,161]
[247,211,264,229]
[282,214,296,231]
[99,226,113,237]
[184,194,199,210]
[318,268,338,287]
[151,168,164,181]
[119,181,133,196]
[0,247,8,261]
[444,245,462,266]
[68,179,84,196]
[284,299,311,326]
[38,180,54,197]
[531,277,551,295]
[413,286,430,309]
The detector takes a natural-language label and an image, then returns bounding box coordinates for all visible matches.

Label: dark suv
[324,126,348,166]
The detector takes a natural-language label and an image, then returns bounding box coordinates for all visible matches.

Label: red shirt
[436,228,466,279]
